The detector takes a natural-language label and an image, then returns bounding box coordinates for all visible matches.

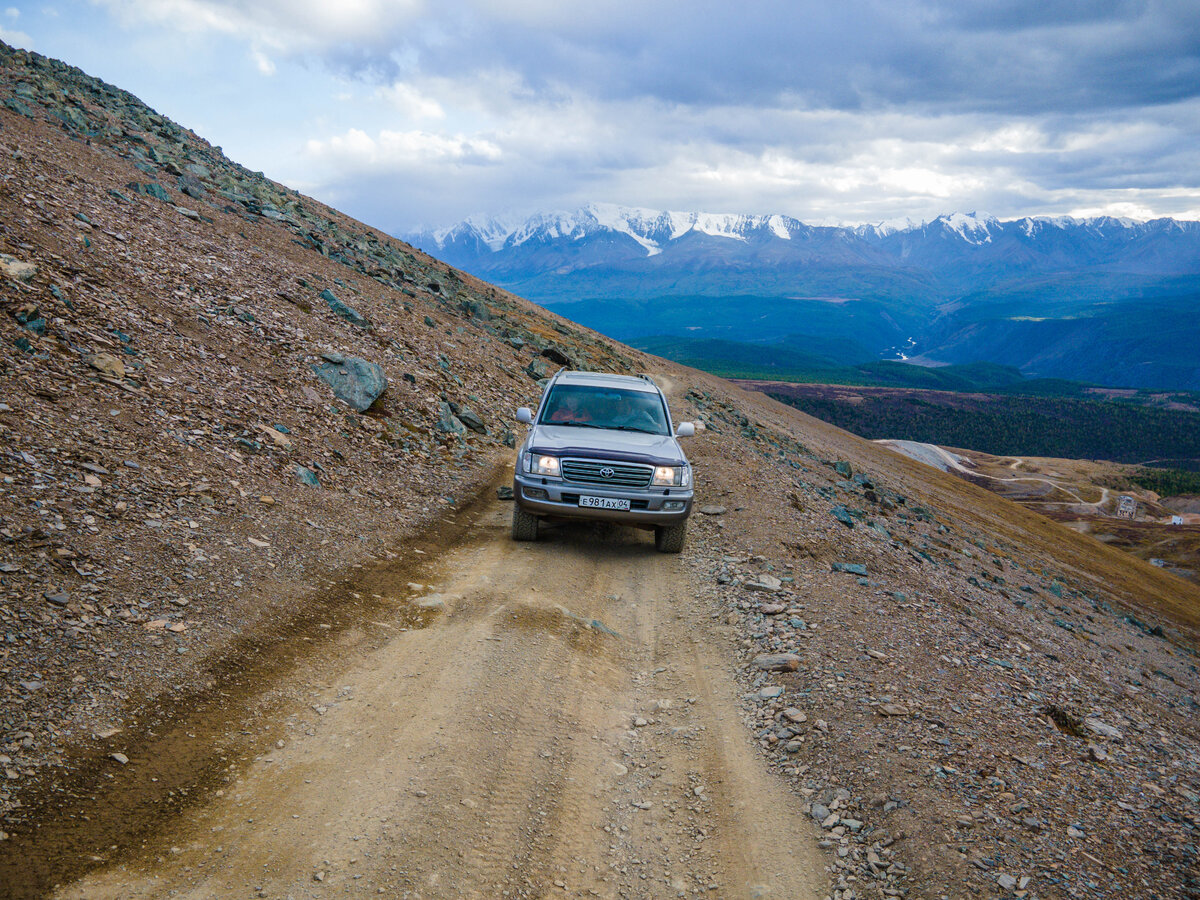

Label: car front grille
[561,458,653,487]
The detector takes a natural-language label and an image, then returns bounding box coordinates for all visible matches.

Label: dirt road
[46,495,826,899]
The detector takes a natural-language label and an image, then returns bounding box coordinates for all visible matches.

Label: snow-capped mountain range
[409,201,1194,266]
[403,203,1200,390]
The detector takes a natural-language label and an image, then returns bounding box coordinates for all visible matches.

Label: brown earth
[1,42,1198,900]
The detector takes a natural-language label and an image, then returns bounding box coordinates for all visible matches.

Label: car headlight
[525,453,561,477]
[652,465,690,486]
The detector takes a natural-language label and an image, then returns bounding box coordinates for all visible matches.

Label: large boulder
[312,353,387,412]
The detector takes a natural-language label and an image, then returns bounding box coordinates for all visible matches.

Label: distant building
[1117,496,1138,519]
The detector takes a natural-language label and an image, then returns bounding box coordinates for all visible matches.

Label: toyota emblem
[600,466,615,478]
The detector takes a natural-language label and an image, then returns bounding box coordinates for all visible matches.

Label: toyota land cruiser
[511,371,695,552]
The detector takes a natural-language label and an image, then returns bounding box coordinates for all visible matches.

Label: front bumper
[513,473,693,527]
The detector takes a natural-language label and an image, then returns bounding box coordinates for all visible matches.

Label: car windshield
[540,385,670,435]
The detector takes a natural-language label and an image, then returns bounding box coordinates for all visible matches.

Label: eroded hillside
[1,42,1198,900]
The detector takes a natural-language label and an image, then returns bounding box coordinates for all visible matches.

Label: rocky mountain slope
[410,204,1200,390]
[0,36,635,832]
[1,42,1198,900]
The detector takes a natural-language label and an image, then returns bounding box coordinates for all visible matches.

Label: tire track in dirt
[51,494,825,900]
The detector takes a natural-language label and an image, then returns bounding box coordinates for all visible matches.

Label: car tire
[512,504,539,542]
[654,521,687,553]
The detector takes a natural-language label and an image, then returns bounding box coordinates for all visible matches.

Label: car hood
[527,424,687,467]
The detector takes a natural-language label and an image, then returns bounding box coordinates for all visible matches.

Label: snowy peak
[415,203,813,258]
[933,212,999,244]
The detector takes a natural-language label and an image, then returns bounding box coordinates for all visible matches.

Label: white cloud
[377,82,444,120]
[0,25,31,47]
[5,7,19,18]
[250,46,275,75]
[94,0,423,53]
[305,126,501,172]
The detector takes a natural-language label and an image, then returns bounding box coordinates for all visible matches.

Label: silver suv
[512,370,695,552]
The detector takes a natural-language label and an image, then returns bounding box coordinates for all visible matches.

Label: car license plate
[578,495,631,511]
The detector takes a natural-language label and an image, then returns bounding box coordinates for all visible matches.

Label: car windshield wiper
[607,425,664,434]
[545,420,604,428]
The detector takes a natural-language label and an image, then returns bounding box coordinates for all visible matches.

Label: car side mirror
[516,407,533,424]
[675,422,695,437]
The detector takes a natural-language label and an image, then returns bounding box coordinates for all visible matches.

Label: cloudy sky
[6,1,1200,233]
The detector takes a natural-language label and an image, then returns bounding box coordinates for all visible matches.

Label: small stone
[44,591,70,607]
[497,485,514,500]
[753,653,800,672]
[810,803,830,823]
[746,575,782,593]
[633,717,649,727]
[878,703,910,717]
[457,407,487,434]
[831,562,868,576]
[0,254,37,282]
[86,352,126,379]
[699,505,726,515]
[782,707,806,723]
[321,289,371,328]
[997,873,1017,891]
[1084,718,1123,741]
[110,752,129,765]
[313,871,325,882]
[295,465,321,488]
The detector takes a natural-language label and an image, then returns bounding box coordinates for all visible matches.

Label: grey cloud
[319,1,1200,117]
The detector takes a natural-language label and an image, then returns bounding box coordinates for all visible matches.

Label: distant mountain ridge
[411,202,1200,278]
[405,204,1200,390]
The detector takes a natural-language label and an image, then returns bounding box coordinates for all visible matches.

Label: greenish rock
[830,505,856,528]
[127,182,170,202]
[13,335,33,353]
[311,353,387,412]
[526,359,548,380]
[106,188,131,203]
[834,460,852,478]
[3,97,34,117]
[177,174,207,199]
[295,465,320,487]
[321,288,371,328]
[424,315,435,327]
[832,562,868,576]
[457,407,487,435]
[435,401,465,434]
